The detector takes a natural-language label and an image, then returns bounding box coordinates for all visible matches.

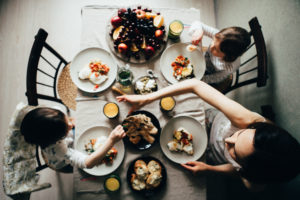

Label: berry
[135,53,140,60]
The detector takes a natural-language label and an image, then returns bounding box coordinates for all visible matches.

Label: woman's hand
[181,161,210,175]
[192,29,204,45]
[109,125,126,143]
[116,94,150,114]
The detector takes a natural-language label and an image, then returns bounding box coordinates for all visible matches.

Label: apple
[118,43,128,54]
[111,16,122,28]
[155,29,164,39]
[135,9,146,19]
[145,46,155,56]
[118,8,127,17]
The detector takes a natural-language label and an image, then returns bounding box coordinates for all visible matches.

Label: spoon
[147,69,158,79]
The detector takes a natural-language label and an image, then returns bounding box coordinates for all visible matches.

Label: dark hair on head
[215,27,251,62]
[20,108,68,148]
[239,122,300,184]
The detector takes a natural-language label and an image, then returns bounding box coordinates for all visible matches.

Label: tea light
[103,102,119,119]
[160,96,176,112]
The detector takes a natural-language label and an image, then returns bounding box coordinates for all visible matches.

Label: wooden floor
[0,0,215,199]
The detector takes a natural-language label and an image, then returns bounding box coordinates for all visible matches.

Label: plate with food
[134,76,158,94]
[160,115,207,164]
[122,110,161,150]
[126,156,167,196]
[106,5,167,63]
[70,47,117,93]
[75,126,125,176]
[160,43,206,84]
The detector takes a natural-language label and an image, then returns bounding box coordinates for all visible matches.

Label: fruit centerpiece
[108,6,167,63]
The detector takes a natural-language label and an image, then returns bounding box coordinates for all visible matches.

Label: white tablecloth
[74,5,207,200]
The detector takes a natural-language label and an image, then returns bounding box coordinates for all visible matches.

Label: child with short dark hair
[189,21,251,83]
[20,107,125,170]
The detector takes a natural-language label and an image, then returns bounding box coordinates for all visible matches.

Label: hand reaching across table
[116,94,150,114]
[109,125,126,143]
[181,161,209,175]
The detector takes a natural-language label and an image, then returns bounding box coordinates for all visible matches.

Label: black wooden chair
[214,17,268,94]
[26,28,68,106]
[26,28,70,172]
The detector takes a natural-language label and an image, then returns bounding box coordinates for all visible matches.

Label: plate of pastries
[122,110,161,150]
[127,156,167,196]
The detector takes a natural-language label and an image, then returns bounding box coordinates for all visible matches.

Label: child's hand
[67,117,75,131]
[192,29,204,45]
[181,161,209,175]
[109,125,126,143]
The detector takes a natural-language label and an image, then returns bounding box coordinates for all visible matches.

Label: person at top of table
[116,79,300,191]
[19,106,125,170]
[189,21,250,84]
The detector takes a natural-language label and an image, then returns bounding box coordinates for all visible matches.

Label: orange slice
[153,15,164,28]
[131,43,139,52]
[113,26,124,40]
[141,36,147,49]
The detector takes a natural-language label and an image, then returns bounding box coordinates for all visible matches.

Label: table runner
[74,5,206,200]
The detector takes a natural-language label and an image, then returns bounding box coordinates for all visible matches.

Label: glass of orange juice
[103,102,119,119]
[104,174,121,193]
[160,96,176,112]
[168,20,184,41]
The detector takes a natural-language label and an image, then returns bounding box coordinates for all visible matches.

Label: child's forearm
[84,138,114,168]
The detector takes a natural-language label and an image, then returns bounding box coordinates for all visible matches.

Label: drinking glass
[117,64,133,92]
[168,20,184,41]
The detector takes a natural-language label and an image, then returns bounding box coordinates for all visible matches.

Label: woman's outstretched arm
[117,79,264,128]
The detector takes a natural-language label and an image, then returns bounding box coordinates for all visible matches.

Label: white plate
[75,126,125,176]
[70,47,117,93]
[160,116,207,164]
[160,43,206,84]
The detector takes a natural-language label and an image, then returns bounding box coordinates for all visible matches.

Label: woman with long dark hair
[117,79,300,190]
